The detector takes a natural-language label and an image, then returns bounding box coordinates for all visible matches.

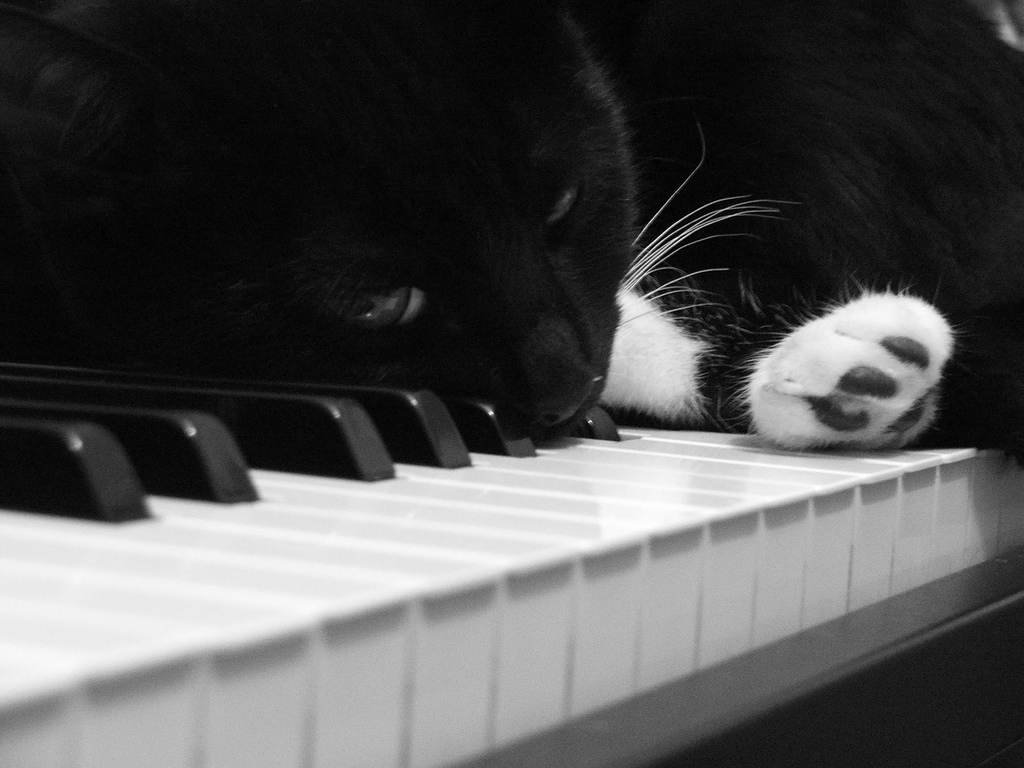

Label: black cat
[0,0,633,433]
[2,0,1023,455]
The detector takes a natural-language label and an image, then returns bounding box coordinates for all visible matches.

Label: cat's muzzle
[531,373,605,429]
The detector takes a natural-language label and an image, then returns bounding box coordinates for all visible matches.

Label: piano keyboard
[1,398,1023,767]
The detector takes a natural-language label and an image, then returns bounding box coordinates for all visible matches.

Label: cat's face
[0,0,635,431]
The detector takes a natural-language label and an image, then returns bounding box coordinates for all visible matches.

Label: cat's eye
[546,184,580,226]
[351,286,427,328]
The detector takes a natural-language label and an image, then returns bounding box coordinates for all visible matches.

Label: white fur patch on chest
[601,288,707,422]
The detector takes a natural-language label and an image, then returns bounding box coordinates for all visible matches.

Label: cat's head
[0,0,635,432]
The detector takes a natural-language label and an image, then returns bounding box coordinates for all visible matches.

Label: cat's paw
[602,289,707,422]
[746,293,953,450]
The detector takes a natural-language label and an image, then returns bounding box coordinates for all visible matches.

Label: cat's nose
[515,316,603,429]
[533,374,604,428]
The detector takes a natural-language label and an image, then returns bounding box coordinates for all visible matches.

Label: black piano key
[156,379,472,469]
[0,400,258,503]
[443,398,536,457]
[252,379,471,468]
[228,396,395,480]
[0,416,149,522]
[318,386,472,469]
[0,363,471,469]
[0,373,395,481]
[569,406,621,441]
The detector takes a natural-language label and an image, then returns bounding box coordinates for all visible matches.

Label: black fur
[2,0,1024,453]
[0,0,634,432]
[578,0,1024,452]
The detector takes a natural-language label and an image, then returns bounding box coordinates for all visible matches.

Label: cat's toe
[746,293,952,450]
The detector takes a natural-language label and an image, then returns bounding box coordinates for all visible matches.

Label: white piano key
[261,461,745,747]
[262,460,726,529]
[395,462,758,517]
[0,599,208,768]
[213,439,993,756]
[176,474,663,763]
[172,481,648,762]
[257,471,630,538]
[0,558,303,632]
[86,658,206,768]
[962,456,1002,568]
[610,431,902,478]
[0,427,1013,768]
[166,480,619,767]
[636,527,703,691]
[362,459,726,734]
[0,514,413,605]
[801,489,857,628]
[0,558,321,768]
[0,650,81,768]
[653,430,976,468]
[891,467,939,594]
[0,512,420,768]
[408,582,500,768]
[932,460,973,578]
[149,501,505,579]
[157,494,590,767]
[86,499,514,768]
[314,603,410,768]
[843,447,969,471]
[696,511,760,669]
[260,444,827,741]
[493,562,575,746]
[207,632,314,768]
[543,438,863,495]
[259,460,758,545]
[752,500,811,647]
[570,543,645,717]
[264,455,666,752]
[848,478,900,611]
[0,650,78,712]
[471,448,817,501]
[165,496,577,558]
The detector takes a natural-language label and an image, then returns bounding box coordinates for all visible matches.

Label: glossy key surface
[0,371,395,481]
[0,423,1017,768]
[0,364,466,472]
[0,416,148,522]
[0,399,257,503]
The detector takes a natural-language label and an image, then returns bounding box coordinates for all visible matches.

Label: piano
[0,365,1022,768]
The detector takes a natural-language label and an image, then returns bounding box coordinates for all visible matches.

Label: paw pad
[880,335,930,369]
[886,394,931,434]
[837,365,899,398]
[746,293,953,450]
[806,395,871,432]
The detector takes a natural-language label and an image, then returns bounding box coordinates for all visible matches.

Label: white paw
[746,293,953,450]
[601,289,707,422]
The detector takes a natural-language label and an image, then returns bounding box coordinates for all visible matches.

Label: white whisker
[626,196,790,291]
[634,122,707,246]
[639,267,730,298]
